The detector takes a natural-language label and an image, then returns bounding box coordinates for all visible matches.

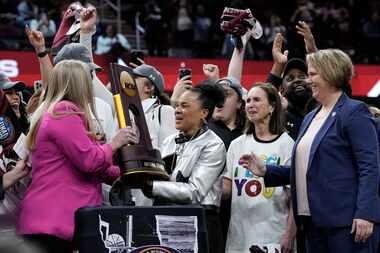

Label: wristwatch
[37,50,48,58]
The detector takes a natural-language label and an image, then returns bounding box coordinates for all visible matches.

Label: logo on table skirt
[99,214,133,253]
[130,246,181,253]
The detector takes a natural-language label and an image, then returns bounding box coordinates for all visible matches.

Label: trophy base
[117,145,170,188]
[121,165,170,188]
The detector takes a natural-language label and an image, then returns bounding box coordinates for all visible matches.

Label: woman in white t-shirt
[223,83,296,253]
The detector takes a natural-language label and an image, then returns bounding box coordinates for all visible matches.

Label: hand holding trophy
[109,64,169,205]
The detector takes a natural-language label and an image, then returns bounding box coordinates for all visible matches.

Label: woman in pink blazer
[17,60,138,253]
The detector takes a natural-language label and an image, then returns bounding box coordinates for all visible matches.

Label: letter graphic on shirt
[263,186,275,199]
[235,178,247,196]
[234,166,239,177]
[266,154,280,165]
[261,154,279,199]
[245,169,254,178]
[245,180,262,197]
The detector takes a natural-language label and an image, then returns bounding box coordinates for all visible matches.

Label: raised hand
[203,64,220,81]
[171,76,193,105]
[64,2,83,20]
[173,76,192,91]
[238,153,266,177]
[25,25,46,53]
[296,21,318,53]
[272,33,288,65]
[80,6,97,34]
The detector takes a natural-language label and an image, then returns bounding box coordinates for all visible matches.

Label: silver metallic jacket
[152,129,226,207]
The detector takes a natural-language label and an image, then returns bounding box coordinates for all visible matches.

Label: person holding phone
[170,68,193,107]
[178,68,192,81]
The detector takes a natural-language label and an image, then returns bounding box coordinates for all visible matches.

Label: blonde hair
[306,49,353,89]
[26,60,99,149]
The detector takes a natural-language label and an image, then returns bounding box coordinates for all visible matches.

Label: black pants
[205,210,223,253]
[219,197,231,251]
[300,216,379,253]
[23,234,72,253]
[297,228,307,253]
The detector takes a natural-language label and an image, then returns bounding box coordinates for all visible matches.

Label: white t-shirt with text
[225,132,294,253]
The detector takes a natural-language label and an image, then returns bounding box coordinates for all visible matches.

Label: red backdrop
[1,51,380,97]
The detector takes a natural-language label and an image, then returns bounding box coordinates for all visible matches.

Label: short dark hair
[245,83,285,135]
[190,80,225,121]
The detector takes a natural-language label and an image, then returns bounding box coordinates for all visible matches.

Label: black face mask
[283,81,312,110]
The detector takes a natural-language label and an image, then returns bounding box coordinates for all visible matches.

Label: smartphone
[178,68,192,80]
[130,50,144,66]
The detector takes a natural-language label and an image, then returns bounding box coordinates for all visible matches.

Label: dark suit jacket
[264,93,380,227]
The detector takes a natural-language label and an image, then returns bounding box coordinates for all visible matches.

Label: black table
[73,206,209,253]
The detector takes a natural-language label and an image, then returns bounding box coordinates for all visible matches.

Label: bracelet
[37,50,48,58]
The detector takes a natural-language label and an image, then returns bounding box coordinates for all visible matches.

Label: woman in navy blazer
[239,49,380,253]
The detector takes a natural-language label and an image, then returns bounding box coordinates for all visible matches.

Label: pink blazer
[17,101,120,241]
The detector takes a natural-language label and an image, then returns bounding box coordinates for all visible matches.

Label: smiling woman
[141,81,226,253]
[239,49,380,253]
[223,83,296,253]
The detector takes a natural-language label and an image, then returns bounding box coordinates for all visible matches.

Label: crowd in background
[0,0,380,63]
[0,1,380,253]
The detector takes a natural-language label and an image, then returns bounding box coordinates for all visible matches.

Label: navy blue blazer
[264,93,380,227]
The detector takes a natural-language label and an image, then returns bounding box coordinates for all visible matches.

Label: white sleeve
[153,141,226,204]
[224,140,236,180]
[80,32,94,61]
[281,136,295,167]
[80,33,116,122]
[157,105,177,149]
[92,77,115,115]
[105,112,118,142]
[94,98,117,143]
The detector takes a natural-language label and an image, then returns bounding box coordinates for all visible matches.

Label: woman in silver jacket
[143,82,226,253]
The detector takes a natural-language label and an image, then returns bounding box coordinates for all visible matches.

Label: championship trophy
[109,63,169,205]
[220,7,263,50]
